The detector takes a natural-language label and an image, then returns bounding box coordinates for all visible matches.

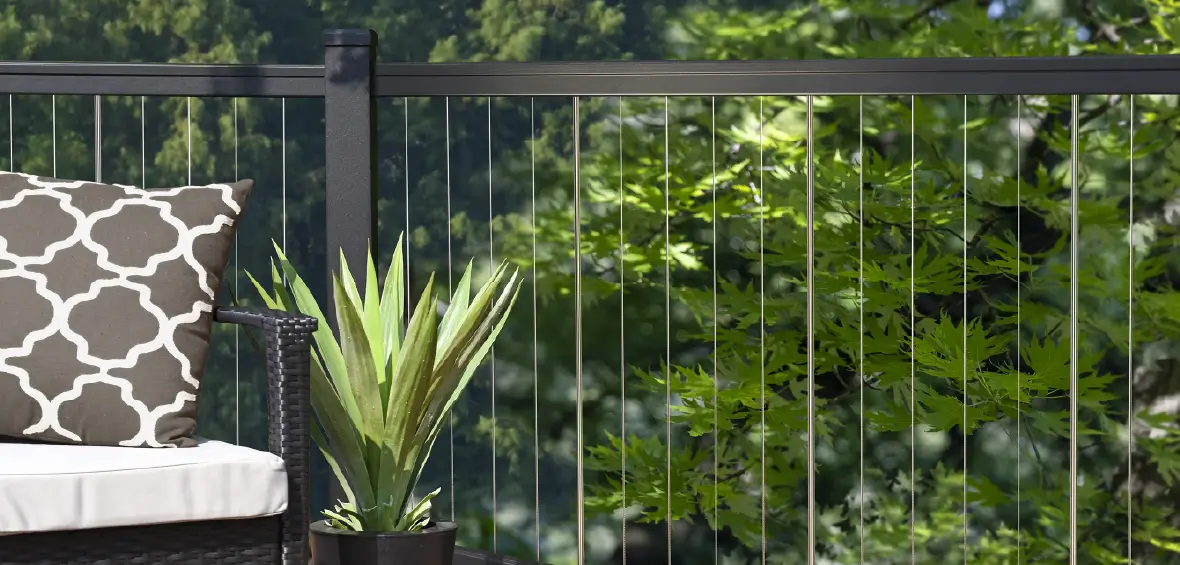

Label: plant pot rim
[310,519,457,538]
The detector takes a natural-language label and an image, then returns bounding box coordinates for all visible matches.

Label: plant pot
[309,519,458,565]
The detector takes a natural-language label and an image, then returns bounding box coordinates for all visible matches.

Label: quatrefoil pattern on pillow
[0,171,252,447]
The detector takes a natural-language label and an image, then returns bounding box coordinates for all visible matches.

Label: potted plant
[248,234,521,565]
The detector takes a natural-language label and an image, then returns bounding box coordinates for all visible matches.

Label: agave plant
[246,234,521,532]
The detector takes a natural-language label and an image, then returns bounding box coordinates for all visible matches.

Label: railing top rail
[0,62,324,76]
[6,52,1180,98]
[0,62,325,97]
[376,54,1180,96]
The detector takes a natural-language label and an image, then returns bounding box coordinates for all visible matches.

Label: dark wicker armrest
[214,306,316,565]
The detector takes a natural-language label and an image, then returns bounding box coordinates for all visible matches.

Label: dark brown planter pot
[310,519,458,565]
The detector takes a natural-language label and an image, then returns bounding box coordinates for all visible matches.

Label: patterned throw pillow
[0,172,252,447]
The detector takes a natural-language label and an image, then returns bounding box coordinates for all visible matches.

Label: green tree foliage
[493,2,1180,564]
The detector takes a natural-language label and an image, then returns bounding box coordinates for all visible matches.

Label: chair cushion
[0,172,252,447]
[0,438,286,534]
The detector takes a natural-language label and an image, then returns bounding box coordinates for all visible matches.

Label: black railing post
[321,27,379,521]
[323,28,379,327]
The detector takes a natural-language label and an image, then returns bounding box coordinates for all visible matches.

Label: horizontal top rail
[376,54,1180,96]
[9,52,1180,98]
[0,62,325,97]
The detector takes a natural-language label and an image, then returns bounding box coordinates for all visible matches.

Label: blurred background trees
[4,0,1180,562]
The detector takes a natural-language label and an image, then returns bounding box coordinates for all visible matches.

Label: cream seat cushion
[0,438,286,534]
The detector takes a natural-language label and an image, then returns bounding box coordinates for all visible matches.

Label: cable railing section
[0,31,1169,565]
[377,53,1173,565]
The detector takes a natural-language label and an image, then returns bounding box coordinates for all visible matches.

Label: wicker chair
[0,306,315,565]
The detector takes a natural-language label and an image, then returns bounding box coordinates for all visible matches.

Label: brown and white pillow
[0,171,252,447]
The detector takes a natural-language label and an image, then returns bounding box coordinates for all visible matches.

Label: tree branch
[1077,1,1156,49]
[899,0,964,31]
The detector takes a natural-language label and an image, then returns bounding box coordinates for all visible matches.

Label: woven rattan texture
[0,517,280,564]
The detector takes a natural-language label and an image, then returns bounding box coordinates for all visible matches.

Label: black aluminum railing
[2,28,1175,565]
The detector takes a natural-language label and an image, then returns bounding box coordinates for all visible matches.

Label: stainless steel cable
[759,95,767,565]
[94,96,101,182]
[1069,94,1080,565]
[234,97,240,446]
[664,95,672,565]
[806,94,816,565]
[445,96,455,522]
[910,94,916,565]
[404,98,411,314]
[962,94,969,564]
[141,96,146,188]
[620,95,628,565]
[1016,95,1022,565]
[1128,95,1135,565]
[574,95,586,565]
[280,98,286,251]
[858,95,866,565]
[187,97,192,185]
[711,95,719,565]
[531,97,541,564]
[487,97,497,553]
[51,95,56,177]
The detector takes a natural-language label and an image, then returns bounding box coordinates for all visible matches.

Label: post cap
[323,29,376,47]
